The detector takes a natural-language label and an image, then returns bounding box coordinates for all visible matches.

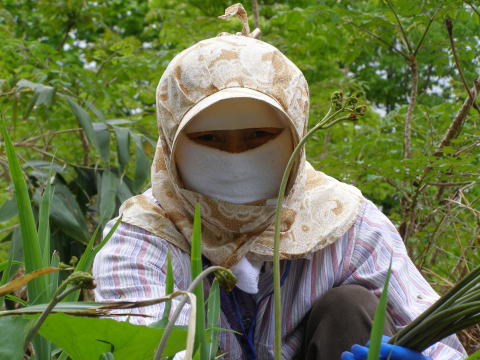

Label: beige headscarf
[118,32,364,268]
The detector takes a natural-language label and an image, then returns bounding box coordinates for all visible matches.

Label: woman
[93,29,466,360]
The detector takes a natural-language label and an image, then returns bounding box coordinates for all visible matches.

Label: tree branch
[466,1,480,18]
[445,18,480,114]
[434,78,480,155]
[404,57,418,158]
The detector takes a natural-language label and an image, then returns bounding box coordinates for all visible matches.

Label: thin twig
[429,181,475,187]
[385,0,413,54]
[452,140,480,156]
[466,1,480,18]
[344,20,409,60]
[413,5,442,56]
[446,18,480,114]
[24,285,81,350]
[14,128,82,147]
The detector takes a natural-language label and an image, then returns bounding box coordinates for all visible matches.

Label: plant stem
[24,284,81,351]
[272,107,350,359]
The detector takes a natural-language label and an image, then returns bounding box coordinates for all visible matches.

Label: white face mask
[174,129,292,204]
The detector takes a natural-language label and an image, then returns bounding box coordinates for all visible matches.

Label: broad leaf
[38,313,187,360]
[0,316,33,360]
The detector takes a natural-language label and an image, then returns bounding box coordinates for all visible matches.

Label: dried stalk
[250,0,260,29]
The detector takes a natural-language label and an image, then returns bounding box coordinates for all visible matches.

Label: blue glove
[341,336,433,360]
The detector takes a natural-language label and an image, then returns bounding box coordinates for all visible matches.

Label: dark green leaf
[49,183,90,243]
[114,127,130,172]
[67,97,99,152]
[192,204,207,359]
[131,134,150,193]
[99,170,119,224]
[0,197,17,222]
[93,122,110,163]
[368,259,393,360]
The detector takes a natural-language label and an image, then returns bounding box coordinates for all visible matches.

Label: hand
[341,336,433,360]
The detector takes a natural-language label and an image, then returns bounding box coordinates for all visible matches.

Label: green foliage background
[0,0,479,299]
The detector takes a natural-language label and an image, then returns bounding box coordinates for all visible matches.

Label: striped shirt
[93,197,466,359]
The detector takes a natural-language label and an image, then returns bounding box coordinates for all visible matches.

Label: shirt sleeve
[92,219,192,326]
[340,200,467,360]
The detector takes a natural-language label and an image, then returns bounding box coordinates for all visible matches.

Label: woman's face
[184,98,288,152]
[174,98,293,203]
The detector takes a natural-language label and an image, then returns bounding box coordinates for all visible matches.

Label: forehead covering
[118,34,364,267]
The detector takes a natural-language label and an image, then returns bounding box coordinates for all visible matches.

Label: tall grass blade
[368,259,393,360]
[154,249,174,328]
[192,204,207,360]
[0,232,21,307]
[65,217,122,302]
[206,279,221,360]
[38,179,53,268]
[150,249,174,329]
[1,125,47,304]
[49,251,60,297]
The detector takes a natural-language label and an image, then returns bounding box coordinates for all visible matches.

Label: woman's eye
[250,131,269,139]
[198,134,218,142]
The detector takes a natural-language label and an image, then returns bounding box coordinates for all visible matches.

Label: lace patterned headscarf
[118,20,364,267]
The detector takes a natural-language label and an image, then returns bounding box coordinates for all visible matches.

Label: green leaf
[49,251,60,297]
[49,183,90,244]
[38,180,53,269]
[114,127,130,172]
[1,125,47,304]
[93,122,110,163]
[67,97,100,153]
[116,178,133,204]
[0,197,17,222]
[5,294,28,306]
[368,258,393,360]
[0,261,22,273]
[0,316,33,360]
[465,351,480,360]
[206,279,220,360]
[152,249,174,328]
[191,204,207,360]
[131,134,150,193]
[99,170,119,225]
[38,313,187,360]
[75,216,122,275]
[85,101,106,123]
[16,79,55,112]
[0,230,22,289]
